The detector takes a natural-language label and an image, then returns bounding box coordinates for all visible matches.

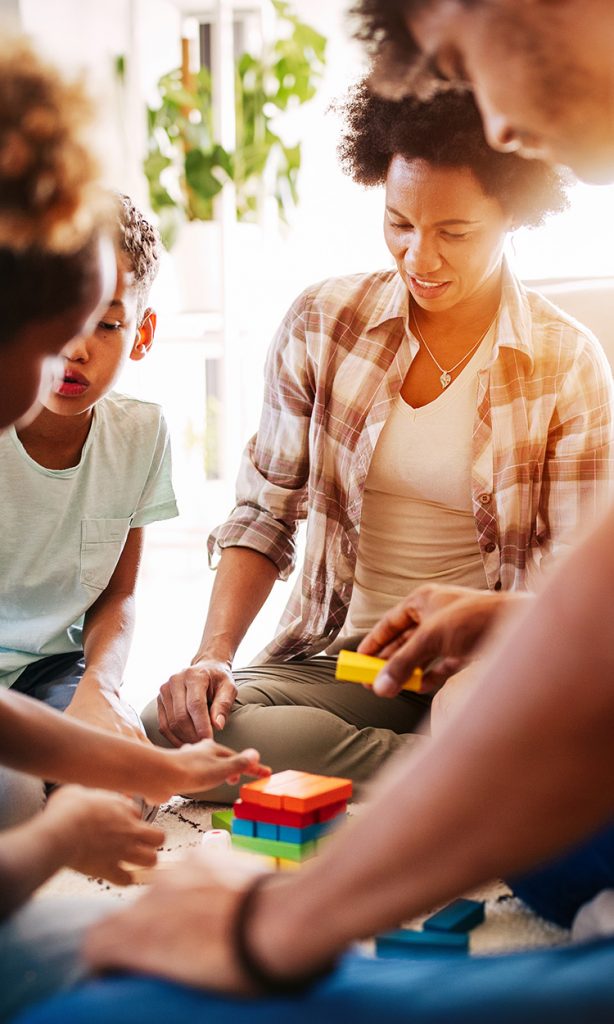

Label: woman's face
[384,156,513,315]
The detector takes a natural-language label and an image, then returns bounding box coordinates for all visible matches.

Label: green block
[232,833,317,862]
[211,808,233,833]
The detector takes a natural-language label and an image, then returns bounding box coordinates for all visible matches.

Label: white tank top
[342,333,493,637]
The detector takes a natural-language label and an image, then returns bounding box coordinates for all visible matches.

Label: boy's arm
[0,688,268,803]
[0,786,163,919]
[65,527,144,741]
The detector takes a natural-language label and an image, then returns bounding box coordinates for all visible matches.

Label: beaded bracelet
[233,874,338,995]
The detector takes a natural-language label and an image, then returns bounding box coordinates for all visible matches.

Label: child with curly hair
[0,39,268,970]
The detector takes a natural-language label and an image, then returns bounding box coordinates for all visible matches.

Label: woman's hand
[359,584,518,697]
[44,786,164,886]
[157,658,237,745]
[85,850,271,992]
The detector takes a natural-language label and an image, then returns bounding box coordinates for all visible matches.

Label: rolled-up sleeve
[540,328,614,560]
[208,290,317,580]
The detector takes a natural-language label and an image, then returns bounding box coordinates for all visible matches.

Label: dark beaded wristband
[233,874,338,996]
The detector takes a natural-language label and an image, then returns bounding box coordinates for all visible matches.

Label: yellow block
[277,857,302,871]
[335,649,422,692]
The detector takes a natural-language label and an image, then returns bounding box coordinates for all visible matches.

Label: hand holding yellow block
[335,649,423,692]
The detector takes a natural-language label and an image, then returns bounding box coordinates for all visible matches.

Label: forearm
[0,689,179,792]
[193,547,279,664]
[81,593,135,695]
[256,506,614,971]
[0,814,72,917]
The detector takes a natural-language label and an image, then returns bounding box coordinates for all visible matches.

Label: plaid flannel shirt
[209,264,613,662]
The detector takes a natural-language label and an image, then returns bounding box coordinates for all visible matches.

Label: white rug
[37,797,570,955]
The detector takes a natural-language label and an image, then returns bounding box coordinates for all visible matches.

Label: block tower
[229,769,351,869]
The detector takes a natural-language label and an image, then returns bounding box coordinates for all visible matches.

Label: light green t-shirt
[0,391,178,687]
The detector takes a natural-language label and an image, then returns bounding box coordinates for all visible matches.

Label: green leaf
[185,149,226,201]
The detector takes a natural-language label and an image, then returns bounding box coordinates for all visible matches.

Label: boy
[2,193,178,818]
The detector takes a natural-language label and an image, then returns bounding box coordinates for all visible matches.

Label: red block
[317,799,347,823]
[233,799,317,829]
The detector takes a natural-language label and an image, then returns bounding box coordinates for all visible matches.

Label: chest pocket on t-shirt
[80,517,132,591]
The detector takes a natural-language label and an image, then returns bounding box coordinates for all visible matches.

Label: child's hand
[44,786,165,885]
[167,739,270,797]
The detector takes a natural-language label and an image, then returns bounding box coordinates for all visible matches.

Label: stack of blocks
[376,898,485,958]
[226,769,352,870]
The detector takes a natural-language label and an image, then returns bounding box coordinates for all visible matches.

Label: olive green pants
[141,655,430,803]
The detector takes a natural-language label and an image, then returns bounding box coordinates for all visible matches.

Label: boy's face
[0,235,115,430]
[44,252,155,418]
[404,0,614,183]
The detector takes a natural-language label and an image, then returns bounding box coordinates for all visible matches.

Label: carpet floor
[36,796,570,955]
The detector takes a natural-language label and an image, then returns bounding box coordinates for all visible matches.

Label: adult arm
[87,502,614,991]
[157,547,279,746]
[159,290,317,743]
[0,687,269,803]
[65,527,145,741]
[358,583,531,695]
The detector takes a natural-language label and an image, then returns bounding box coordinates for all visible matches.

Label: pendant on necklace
[440,371,452,389]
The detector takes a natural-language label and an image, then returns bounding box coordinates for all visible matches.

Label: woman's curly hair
[0,38,102,254]
[338,82,568,228]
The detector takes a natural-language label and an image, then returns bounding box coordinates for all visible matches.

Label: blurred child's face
[44,251,154,418]
[0,235,114,430]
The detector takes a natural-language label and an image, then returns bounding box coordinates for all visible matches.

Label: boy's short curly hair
[338,82,568,228]
[115,194,162,321]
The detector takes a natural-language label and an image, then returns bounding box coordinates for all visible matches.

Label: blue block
[423,899,485,934]
[255,822,278,841]
[278,821,332,844]
[376,929,468,959]
[231,818,255,838]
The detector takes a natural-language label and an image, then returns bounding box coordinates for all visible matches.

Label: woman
[147,85,613,794]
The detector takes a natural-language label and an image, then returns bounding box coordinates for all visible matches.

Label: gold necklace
[412,311,496,389]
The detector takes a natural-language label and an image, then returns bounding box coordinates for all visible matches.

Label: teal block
[376,929,468,959]
[423,899,485,934]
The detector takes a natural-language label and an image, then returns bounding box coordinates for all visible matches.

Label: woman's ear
[130,308,157,362]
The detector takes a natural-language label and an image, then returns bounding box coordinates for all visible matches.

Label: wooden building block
[239,770,307,809]
[278,820,333,844]
[231,818,255,838]
[211,808,233,832]
[231,833,317,863]
[335,650,423,692]
[376,929,468,958]
[317,799,347,823]
[233,799,317,829]
[277,857,302,871]
[423,899,485,934]
[240,770,352,815]
[255,821,278,841]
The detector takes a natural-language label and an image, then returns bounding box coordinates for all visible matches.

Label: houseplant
[144,1,327,243]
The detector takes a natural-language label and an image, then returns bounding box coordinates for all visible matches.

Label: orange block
[240,770,352,814]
